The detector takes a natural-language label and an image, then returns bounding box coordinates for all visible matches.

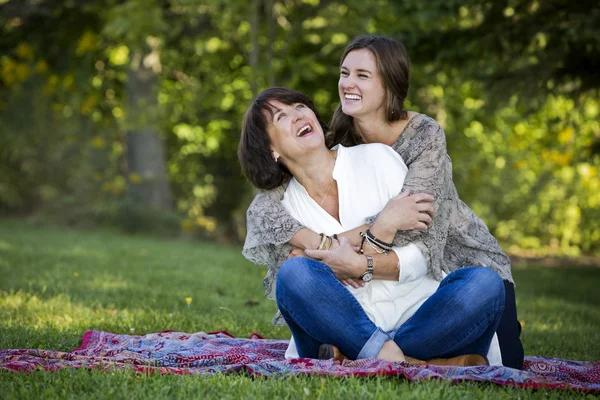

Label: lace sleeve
[242,185,304,267]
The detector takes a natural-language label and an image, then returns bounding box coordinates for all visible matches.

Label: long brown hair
[327,36,410,148]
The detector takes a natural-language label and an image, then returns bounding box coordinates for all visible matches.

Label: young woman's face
[265,100,325,163]
[338,49,386,119]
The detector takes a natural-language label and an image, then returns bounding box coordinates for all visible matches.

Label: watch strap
[360,255,374,281]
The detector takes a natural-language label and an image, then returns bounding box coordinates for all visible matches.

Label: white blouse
[280,143,502,365]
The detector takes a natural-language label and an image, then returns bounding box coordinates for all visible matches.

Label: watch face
[361,272,373,282]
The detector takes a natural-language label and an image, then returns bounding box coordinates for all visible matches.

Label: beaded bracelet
[365,229,394,250]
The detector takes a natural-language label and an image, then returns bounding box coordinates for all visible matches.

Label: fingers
[411,193,435,203]
[415,222,428,230]
[417,203,435,216]
[418,212,433,225]
[288,246,305,259]
[396,190,411,199]
[304,249,325,260]
[337,235,350,247]
[344,278,364,289]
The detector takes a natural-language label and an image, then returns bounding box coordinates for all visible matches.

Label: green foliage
[0,220,599,398]
[0,0,598,254]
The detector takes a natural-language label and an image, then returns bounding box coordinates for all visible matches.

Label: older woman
[238,87,505,365]
[243,36,524,369]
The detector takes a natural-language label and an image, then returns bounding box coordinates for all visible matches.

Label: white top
[280,143,502,365]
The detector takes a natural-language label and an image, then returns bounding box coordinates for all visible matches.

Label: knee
[465,267,505,305]
[276,257,324,296]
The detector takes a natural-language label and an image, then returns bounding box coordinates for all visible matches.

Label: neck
[353,110,413,146]
[286,148,336,198]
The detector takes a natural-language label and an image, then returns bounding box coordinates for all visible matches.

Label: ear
[271,149,281,162]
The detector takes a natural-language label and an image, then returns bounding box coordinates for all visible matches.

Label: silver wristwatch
[360,255,374,282]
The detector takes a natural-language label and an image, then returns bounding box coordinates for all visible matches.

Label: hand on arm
[305,236,401,288]
[370,191,435,244]
[288,228,323,251]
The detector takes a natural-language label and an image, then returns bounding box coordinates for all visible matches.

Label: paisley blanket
[1,330,598,393]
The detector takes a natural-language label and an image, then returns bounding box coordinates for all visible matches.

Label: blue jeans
[275,257,505,360]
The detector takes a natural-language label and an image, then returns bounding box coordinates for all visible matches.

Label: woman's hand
[376,191,435,234]
[287,246,308,259]
[288,236,340,259]
[304,236,365,281]
[291,238,364,288]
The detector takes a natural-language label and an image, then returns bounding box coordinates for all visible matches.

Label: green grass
[0,219,598,399]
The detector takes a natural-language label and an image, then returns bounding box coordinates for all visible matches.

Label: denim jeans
[275,257,505,360]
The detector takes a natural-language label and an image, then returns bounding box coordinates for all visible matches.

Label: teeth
[345,94,361,100]
[297,125,311,137]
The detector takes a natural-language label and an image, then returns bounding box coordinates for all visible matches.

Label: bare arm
[289,192,435,251]
[305,236,401,281]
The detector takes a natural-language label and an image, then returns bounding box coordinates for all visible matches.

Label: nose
[340,75,355,90]
[291,107,302,123]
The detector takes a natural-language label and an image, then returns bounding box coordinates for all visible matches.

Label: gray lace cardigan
[243,113,513,325]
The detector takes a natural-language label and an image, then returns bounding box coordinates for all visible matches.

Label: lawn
[0,219,599,399]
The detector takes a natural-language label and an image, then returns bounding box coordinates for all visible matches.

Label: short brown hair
[327,36,411,147]
[238,87,328,190]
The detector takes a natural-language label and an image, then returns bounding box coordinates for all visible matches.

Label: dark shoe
[318,344,349,361]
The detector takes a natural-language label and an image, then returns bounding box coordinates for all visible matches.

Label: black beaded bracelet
[359,232,367,254]
[365,229,394,250]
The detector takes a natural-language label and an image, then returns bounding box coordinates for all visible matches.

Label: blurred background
[0,0,598,259]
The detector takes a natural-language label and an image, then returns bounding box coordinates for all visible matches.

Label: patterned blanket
[1,330,599,393]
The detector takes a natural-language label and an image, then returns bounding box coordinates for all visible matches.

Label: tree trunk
[125,49,173,211]
[250,0,261,96]
[266,0,275,86]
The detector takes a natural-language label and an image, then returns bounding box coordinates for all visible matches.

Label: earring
[273,156,279,163]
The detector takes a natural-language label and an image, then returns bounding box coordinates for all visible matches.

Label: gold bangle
[318,233,328,250]
[326,235,333,250]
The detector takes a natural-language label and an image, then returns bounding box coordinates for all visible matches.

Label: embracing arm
[242,185,304,266]
[365,123,454,280]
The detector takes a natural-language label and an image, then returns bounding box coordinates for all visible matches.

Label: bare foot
[376,340,406,363]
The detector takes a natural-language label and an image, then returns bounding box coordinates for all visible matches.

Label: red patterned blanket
[1,330,598,393]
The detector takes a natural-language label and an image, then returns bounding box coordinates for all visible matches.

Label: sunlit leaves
[108,45,129,66]
[0,0,598,250]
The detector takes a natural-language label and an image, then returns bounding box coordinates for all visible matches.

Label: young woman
[238,87,505,365]
[243,36,524,369]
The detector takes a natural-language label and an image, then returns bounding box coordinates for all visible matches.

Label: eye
[276,112,286,122]
[358,74,369,78]
[340,70,348,77]
[296,104,305,110]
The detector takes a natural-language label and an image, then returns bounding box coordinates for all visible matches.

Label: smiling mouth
[296,124,313,137]
[344,93,361,101]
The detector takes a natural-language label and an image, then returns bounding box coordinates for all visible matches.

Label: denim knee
[276,257,328,302]
[464,267,505,306]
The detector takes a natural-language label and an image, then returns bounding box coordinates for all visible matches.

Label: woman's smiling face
[338,49,386,119]
[265,100,325,163]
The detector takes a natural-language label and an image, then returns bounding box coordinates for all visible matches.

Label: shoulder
[412,114,446,144]
[342,143,405,162]
[339,143,407,174]
[247,184,287,214]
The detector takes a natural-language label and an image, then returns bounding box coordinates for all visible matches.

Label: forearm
[353,242,400,281]
[369,252,400,281]
[291,224,371,250]
[289,228,322,250]
[336,224,368,247]
[369,218,397,245]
